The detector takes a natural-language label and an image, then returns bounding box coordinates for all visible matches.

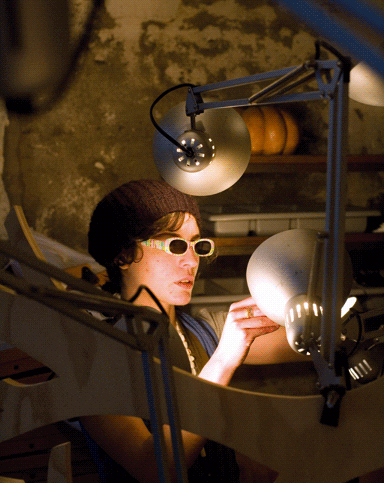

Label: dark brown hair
[104,211,191,294]
[88,179,202,269]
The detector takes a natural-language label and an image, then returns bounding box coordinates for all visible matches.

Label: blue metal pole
[142,350,171,483]
[321,68,349,366]
[158,338,189,483]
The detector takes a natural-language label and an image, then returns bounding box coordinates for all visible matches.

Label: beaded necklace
[175,319,197,376]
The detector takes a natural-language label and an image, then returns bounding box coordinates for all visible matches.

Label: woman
[80,179,300,482]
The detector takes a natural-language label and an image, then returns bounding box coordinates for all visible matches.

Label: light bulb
[153,102,251,196]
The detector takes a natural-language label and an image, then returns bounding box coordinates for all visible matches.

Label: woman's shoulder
[196,308,228,339]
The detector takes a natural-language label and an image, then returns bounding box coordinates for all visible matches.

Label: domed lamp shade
[246,229,353,354]
[349,62,384,106]
[153,102,251,196]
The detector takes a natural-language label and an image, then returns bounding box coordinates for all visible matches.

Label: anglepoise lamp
[151,41,384,422]
[152,41,350,369]
[151,40,350,198]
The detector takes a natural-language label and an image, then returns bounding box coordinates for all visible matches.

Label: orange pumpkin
[241,106,300,155]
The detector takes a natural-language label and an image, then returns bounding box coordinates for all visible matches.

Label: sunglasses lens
[195,240,213,256]
[169,239,189,254]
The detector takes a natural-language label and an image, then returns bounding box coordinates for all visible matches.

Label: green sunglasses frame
[141,237,215,257]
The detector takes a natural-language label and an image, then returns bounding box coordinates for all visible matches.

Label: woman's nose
[180,246,199,267]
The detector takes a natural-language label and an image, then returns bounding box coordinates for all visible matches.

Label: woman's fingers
[229,296,256,310]
[229,303,279,327]
[229,297,273,321]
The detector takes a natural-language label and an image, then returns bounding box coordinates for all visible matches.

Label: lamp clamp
[309,344,350,427]
[186,88,204,117]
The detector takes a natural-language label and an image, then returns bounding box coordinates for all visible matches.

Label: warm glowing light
[296,304,302,318]
[290,308,294,322]
[313,304,318,317]
[341,296,357,317]
[303,301,309,315]
[349,368,359,380]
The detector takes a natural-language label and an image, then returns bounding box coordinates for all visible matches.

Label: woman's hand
[199,297,279,385]
[216,297,280,367]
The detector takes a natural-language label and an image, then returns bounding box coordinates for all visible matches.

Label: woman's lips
[176,279,194,290]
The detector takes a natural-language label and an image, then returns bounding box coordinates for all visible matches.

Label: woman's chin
[172,292,192,307]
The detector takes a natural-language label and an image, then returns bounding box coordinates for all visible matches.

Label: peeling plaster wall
[1,0,384,252]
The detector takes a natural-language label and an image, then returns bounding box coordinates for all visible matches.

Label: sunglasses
[141,237,215,257]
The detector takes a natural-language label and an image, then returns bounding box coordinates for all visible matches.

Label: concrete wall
[1,0,384,251]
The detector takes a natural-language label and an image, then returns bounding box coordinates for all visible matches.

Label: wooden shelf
[212,232,384,256]
[246,154,384,172]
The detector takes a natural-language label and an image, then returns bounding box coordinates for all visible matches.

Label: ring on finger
[246,306,254,319]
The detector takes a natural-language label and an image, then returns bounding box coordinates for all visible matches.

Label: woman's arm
[199,297,281,384]
[80,414,207,483]
[202,297,311,366]
[244,325,311,365]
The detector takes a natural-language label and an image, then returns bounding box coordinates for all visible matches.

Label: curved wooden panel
[1,290,384,483]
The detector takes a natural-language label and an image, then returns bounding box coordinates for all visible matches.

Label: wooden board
[0,423,98,483]
[1,205,384,482]
[4,206,65,290]
[4,205,106,288]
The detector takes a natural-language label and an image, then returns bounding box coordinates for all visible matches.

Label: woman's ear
[115,256,130,270]
[116,258,130,270]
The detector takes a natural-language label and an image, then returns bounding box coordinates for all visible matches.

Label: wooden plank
[0,453,97,482]
[0,349,46,379]
[0,348,29,364]
[212,232,384,256]
[0,453,51,474]
[0,477,25,483]
[0,427,66,458]
[247,154,384,172]
[0,426,97,483]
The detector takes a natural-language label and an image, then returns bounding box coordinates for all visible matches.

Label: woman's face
[120,213,200,314]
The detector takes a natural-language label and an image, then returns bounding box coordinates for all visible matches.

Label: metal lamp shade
[153,102,251,196]
[246,229,353,326]
[349,63,384,106]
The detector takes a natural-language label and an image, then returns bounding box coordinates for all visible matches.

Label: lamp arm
[248,62,312,103]
[185,58,345,116]
[186,64,313,115]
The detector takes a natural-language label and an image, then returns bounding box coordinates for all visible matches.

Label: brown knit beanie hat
[88,179,202,268]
